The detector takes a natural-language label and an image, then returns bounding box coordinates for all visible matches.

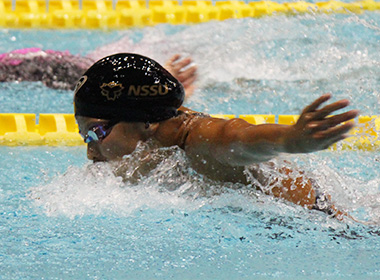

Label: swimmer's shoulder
[177,106,210,118]
[157,106,210,149]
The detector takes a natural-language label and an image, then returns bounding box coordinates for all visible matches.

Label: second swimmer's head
[73,53,185,123]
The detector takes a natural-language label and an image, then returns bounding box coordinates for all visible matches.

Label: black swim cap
[74,53,185,122]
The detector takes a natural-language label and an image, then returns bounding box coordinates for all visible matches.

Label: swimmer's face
[76,116,151,162]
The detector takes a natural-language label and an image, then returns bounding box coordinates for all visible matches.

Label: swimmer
[0,48,197,97]
[74,53,359,221]
[0,48,92,90]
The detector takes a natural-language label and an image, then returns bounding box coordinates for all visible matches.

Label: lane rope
[0,0,378,29]
[0,113,378,150]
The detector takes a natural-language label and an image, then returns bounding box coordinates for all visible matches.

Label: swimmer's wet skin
[73,53,359,221]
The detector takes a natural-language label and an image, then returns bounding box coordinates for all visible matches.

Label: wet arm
[185,94,358,166]
[185,117,293,166]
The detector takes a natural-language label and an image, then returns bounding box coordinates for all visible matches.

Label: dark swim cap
[74,53,185,122]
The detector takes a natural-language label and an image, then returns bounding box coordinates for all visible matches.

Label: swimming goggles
[81,121,117,144]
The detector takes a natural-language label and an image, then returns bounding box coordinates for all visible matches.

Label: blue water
[2,147,380,279]
[1,10,380,279]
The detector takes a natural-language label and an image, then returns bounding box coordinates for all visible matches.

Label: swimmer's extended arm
[185,94,359,166]
[165,54,197,98]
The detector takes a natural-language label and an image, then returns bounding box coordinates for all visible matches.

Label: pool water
[1,10,380,279]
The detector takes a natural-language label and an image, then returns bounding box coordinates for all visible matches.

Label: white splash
[28,161,203,219]
[88,14,380,88]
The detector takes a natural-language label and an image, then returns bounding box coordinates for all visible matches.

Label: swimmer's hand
[165,54,197,99]
[284,93,359,153]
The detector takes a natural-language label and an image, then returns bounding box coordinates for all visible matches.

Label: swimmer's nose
[87,143,106,162]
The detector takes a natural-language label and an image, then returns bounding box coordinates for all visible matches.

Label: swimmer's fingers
[164,54,181,77]
[297,94,358,136]
[300,97,350,124]
[304,114,355,149]
[308,99,352,121]
[308,123,354,152]
[165,54,197,98]
[306,110,359,133]
[177,64,197,85]
[286,123,353,153]
[285,105,358,153]
[165,54,181,68]
[301,93,332,114]
[181,73,197,98]
[313,121,354,141]
[165,54,194,75]
[173,57,194,73]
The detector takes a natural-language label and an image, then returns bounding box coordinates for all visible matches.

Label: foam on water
[26,143,285,217]
[26,143,380,227]
[88,14,380,85]
[29,165,210,219]
[28,144,242,219]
